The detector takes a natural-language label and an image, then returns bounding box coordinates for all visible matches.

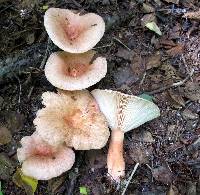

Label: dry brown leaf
[163,0,179,4]
[142,3,155,13]
[182,109,199,120]
[168,89,185,108]
[146,52,161,70]
[152,165,173,184]
[0,126,12,145]
[181,81,200,101]
[167,185,179,195]
[166,44,184,56]
[183,9,200,20]
[131,53,146,79]
[141,13,156,27]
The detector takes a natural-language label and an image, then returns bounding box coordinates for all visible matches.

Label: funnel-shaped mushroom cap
[17,132,75,180]
[45,51,107,90]
[91,89,160,132]
[34,90,110,150]
[44,8,105,53]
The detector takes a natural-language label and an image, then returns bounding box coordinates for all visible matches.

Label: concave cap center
[64,63,90,77]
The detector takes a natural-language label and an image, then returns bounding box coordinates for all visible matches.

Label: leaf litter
[0,0,200,194]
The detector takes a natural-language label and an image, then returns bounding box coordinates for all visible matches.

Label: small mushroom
[44,8,105,53]
[17,132,75,180]
[91,89,160,182]
[34,90,110,150]
[45,50,107,90]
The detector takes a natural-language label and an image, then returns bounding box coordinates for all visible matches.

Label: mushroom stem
[107,129,125,182]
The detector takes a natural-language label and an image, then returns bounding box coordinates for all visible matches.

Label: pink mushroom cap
[17,132,75,180]
[44,8,105,53]
[44,50,107,90]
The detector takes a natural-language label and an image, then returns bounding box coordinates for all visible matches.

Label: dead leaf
[26,33,35,45]
[160,39,176,48]
[166,44,184,56]
[163,0,179,4]
[146,52,161,70]
[169,23,181,39]
[152,165,173,184]
[142,3,155,13]
[141,13,156,27]
[168,89,185,108]
[186,181,197,195]
[5,111,25,132]
[0,125,12,145]
[86,150,106,170]
[132,131,155,143]
[182,109,199,120]
[114,66,139,88]
[0,153,15,180]
[116,48,133,61]
[128,143,153,164]
[0,96,3,109]
[167,185,179,195]
[131,53,146,79]
[183,9,200,20]
[180,81,200,101]
[48,175,66,194]
[13,169,38,195]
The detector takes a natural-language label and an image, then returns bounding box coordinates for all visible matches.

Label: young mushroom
[17,132,75,180]
[91,89,160,182]
[45,50,107,90]
[34,90,110,150]
[44,8,105,53]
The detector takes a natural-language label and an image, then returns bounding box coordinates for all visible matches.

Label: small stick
[113,37,131,51]
[121,163,139,195]
[181,54,193,81]
[146,69,194,95]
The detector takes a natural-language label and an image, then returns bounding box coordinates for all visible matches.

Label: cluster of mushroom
[17,8,160,183]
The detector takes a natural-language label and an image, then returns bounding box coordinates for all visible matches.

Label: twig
[113,37,131,51]
[146,69,194,95]
[181,54,193,81]
[121,163,139,195]
[93,42,113,50]
[13,74,22,112]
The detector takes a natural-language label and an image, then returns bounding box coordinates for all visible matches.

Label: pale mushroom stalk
[107,129,125,182]
[91,89,160,182]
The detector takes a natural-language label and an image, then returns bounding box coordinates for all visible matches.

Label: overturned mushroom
[44,8,105,53]
[34,90,110,150]
[91,89,160,182]
[17,132,75,180]
[45,50,107,90]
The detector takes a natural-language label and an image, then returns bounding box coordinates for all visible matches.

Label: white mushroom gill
[91,89,160,182]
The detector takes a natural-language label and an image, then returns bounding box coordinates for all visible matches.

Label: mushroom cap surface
[44,8,105,53]
[17,132,75,180]
[45,51,107,90]
[91,89,160,132]
[34,90,110,150]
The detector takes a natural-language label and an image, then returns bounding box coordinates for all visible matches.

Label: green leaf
[12,169,38,195]
[139,93,153,102]
[0,181,3,195]
[80,186,88,195]
[42,5,49,10]
[145,21,162,35]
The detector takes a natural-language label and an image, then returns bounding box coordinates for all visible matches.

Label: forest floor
[0,0,200,194]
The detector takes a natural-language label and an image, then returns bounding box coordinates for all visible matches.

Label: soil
[0,0,200,195]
